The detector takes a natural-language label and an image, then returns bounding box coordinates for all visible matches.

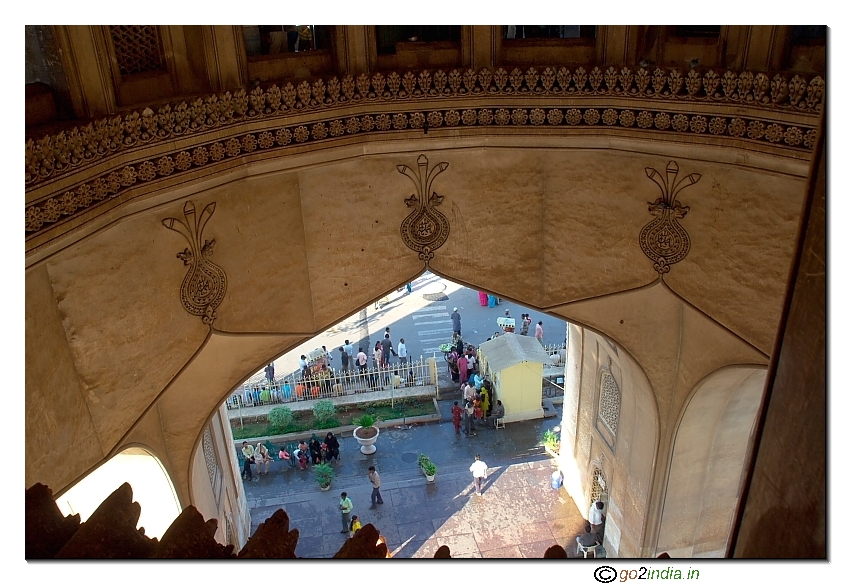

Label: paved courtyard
[243,399,589,558]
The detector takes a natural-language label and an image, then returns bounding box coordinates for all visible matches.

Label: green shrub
[316,418,341,430]
[314,462,335,488]
[353,413,375,428]
[542,429,560,449]
[312,400,337,424]
[422,461,437,476]
[417,453,430,467]
[268,406,293,430]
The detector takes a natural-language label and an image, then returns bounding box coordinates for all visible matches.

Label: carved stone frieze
[25,65,823,187]
[397,155,450,263]
[24,104,817,236]
[162,201,227,325]
[639,161,702,274]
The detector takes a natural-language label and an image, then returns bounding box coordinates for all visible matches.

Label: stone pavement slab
[243,409,591,558]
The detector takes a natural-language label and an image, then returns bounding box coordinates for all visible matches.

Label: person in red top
[473,397,484,425]
[451,401,463,434]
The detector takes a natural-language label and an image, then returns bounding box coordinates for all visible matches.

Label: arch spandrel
[25,140,799,500]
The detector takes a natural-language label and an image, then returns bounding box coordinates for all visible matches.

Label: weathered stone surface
[55,483,156,559]
[154,505,234,559]
[25,483,81,559]
[237,509,298,559]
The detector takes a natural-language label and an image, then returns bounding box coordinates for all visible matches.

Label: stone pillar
[337,26,370,76]
[559,323,586,511]
[54,25,116,118]
[468,26,496,69]
[731,110,825,558]
[202,26,246,92]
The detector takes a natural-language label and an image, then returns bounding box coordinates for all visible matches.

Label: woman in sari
[457,354,469,385]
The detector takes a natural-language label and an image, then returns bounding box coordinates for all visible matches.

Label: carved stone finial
[638,161,701,274]
[397,155,451,264]
[162,201,227,325]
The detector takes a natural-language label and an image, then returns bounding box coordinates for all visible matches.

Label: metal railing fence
[226,356,433,409]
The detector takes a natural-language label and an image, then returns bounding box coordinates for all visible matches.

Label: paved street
[243,399,588,558]
[265,272,568,383]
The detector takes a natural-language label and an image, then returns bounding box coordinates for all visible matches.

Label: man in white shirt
[397,338,408,365]
[343,339,354,364]
[588,500,605,534]
[356,348,368,372]
[469,454,488,496]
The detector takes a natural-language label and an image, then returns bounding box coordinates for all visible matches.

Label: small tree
[312,400,337,425]
[268,406,293,431]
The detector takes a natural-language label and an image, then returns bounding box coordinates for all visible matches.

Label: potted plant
[417,453,430,471]
[314,462,335,491]
[542,429,561,456]
[352,413,379,454]
[422,460,437,483]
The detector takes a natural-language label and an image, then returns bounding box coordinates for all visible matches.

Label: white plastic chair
[576,540,601,558]
[495,417,505,429]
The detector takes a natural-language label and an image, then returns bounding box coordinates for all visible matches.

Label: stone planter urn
[353,426,379,454]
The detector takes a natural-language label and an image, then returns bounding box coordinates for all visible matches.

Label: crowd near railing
[226,356,434,410]
[541,342,566,359]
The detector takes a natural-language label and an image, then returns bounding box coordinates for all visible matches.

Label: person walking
[264,362,275,384]
[339,492,354,533]
[357,347,368,372]
[520,314,531,336]
[535,321,544,344]
[469,454,489,496]
[451,400,463,434]
[344,339,354,368]
[464,400,476,436]
[381,333,393,366]
[451,307,462,335]
[368,466,384,507]
[373,340,383,368]
[339,346,349,374]
[397,338,408,366]
[406,282,413,294]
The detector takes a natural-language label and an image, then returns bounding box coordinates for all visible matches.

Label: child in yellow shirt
[349,515,362,538]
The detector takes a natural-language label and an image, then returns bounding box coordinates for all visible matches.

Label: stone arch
[656,365,767,558]
[55,445,181,540]
[25,137,800,556]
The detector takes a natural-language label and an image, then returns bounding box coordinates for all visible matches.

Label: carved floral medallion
[397,155,450,263]
[639,161,701,274]
[162,201,227,325]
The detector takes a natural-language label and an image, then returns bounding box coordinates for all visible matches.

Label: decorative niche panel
[109,26,165,76]
[595,351,621,451]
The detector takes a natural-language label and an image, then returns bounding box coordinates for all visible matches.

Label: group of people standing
[451,379,504,437]
[242,433,341,480]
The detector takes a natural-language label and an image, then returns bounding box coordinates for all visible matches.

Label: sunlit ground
[56,447,182,540]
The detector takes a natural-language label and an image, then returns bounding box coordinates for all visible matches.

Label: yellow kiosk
[478,333,549,423]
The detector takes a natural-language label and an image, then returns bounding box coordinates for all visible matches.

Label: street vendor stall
[478,333,549,423]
